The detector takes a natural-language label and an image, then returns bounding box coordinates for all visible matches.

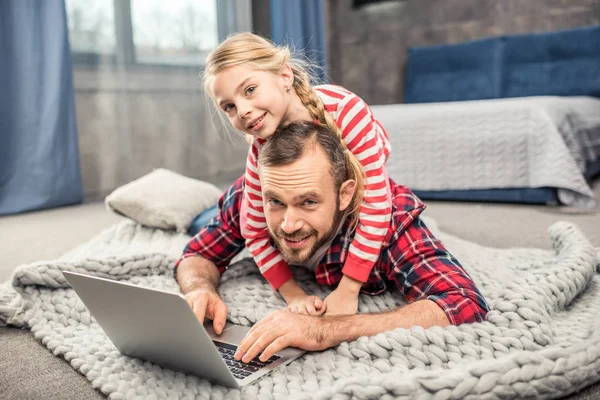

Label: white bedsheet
[372,96,600,208]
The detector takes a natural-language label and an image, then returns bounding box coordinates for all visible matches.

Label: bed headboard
[404,24,600,103]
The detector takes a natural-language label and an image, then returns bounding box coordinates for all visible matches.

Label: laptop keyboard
[214,341,281,380]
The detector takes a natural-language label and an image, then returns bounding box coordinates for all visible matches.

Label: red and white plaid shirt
[175,176,489,325]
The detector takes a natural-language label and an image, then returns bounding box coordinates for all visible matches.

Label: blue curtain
[270,0,328,83]
[0,0,82,215]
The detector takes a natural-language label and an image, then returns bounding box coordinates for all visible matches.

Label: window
[65,0,250,67]
[131,0,218,66]
[66,0,116,59]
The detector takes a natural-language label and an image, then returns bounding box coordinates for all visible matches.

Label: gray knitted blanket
[1,217,600,399]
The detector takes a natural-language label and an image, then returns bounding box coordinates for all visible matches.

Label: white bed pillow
[105,168,222,233]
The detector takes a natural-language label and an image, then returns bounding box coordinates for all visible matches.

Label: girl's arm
[241,140,296,290]
[332,90,393,283]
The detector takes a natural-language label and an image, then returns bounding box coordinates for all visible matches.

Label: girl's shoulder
[313,84,375,114]
[313,84,355,99]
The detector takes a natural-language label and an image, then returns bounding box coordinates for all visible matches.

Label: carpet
[1,217,599,399]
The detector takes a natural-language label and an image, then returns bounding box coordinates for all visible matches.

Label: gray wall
[74,66,249,201]
[74,0,274,201]
[326,0,600,105]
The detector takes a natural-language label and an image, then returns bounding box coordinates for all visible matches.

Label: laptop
[62,271,306,388]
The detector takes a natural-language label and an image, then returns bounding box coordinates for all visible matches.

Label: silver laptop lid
[62,271,239,388]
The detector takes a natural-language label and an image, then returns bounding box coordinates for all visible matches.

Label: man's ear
[338,179,357,212]
[279,63,294,90]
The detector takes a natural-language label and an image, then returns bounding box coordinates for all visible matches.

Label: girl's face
[211,65,294,140]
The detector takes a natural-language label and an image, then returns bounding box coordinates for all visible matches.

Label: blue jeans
[187,204,219,236]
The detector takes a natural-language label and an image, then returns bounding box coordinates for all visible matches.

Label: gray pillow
[105,168,222,233]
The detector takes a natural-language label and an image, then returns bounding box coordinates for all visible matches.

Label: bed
[393,24,600,206]
[372,95,600,208]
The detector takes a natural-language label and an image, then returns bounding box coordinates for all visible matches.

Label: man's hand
[184,288,228,335]
[177,256,227,334]
[233,310,329,364]
[323,287,359,316]
[285,294,326,316]
[233,300,451,364]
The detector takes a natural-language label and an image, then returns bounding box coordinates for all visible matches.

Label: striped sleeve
[241,139,293,290]
[317,86,393,282]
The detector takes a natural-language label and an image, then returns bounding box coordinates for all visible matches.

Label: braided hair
[203,32,365,227]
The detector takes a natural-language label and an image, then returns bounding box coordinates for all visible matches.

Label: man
[174,121,488,365]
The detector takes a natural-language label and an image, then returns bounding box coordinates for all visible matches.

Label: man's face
[259,145,351,265]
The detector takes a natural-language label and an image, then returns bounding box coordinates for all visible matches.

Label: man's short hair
[258,121,348,193]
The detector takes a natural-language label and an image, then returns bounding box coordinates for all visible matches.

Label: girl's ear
[279,64,294,90]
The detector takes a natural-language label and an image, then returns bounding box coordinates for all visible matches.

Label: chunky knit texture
[1,217,599,399]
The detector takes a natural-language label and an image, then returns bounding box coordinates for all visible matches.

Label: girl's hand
[285,295,326,316]
[323,287,359,316]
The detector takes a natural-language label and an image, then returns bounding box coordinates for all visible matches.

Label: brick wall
[325,0,600,104]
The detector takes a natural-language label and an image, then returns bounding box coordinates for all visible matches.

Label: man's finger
[235,311,282,361]
[245,310,279,338]
[235,325,263,361]
[213,301,228,335]
[260,336,289,362]
[306,302,317,315]
[241,329,278,364]
[242,314,268,341]
[189,296,208,324]
[195,304,207,324]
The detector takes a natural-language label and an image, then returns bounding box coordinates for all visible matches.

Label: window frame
[68,0,253,69]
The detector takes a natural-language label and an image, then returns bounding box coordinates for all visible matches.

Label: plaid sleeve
[385,216,489,325]
[173,176,246,279]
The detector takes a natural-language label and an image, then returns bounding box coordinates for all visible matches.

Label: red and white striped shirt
[241,84,392,290]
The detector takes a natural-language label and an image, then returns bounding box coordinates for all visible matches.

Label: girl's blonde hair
[203,32,365,228]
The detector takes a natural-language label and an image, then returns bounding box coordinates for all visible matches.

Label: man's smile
[271,226,322,265]
[282,236,310,249]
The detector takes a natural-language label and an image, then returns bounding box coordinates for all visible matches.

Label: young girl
[203,32,391,316]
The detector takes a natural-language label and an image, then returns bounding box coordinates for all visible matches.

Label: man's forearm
[322,300,450,347]
[176,256,221,294]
